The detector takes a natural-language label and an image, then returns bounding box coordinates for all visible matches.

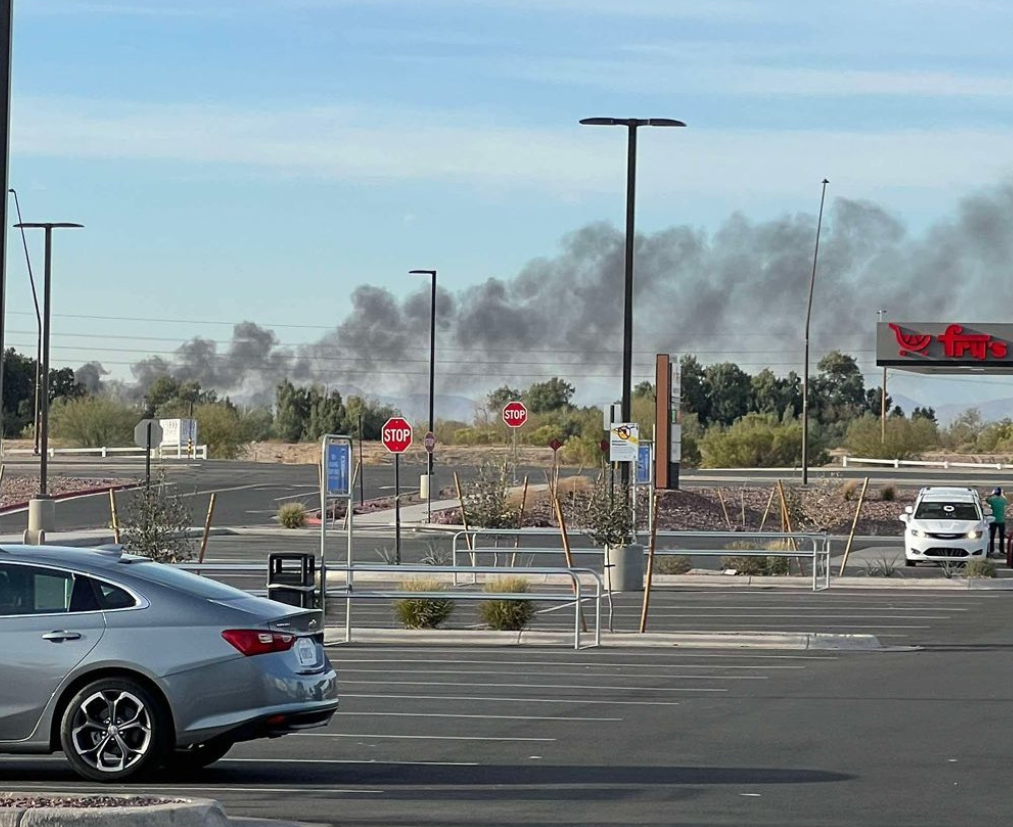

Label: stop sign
[381,417,413,454]
[503,401,528,429]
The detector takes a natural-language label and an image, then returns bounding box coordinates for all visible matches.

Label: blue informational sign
[326,440,351,498]
[636,442,652,485]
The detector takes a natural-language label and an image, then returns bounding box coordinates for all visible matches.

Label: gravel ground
[0,474,133,510]
[0,795,182,808]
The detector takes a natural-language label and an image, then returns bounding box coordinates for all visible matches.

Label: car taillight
[222,629,296,656]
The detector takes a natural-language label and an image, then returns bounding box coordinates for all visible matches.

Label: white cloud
[11,96,1013,201]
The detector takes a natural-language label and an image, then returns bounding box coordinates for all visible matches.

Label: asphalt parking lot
[6,628,1013,827]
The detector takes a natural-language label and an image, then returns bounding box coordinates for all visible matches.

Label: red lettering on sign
[890,323,1010,361]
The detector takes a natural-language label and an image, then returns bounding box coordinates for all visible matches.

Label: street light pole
[15,221,83,543]
[410,269,437,523]
[8,189,42,454]
[801,179,830,486]
[580,117,685,488]
[0,2,15,455]
[878,309,887,443]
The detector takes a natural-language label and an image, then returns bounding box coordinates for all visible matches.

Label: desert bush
[479,576,536,631]
[49,396,136,447]
[120,473,195,563]
[964,559,997,578]
[841,479,860,501]
[880,485,897,502]
[700,414,814,468]
[864,555,901,577]
[721,540,794,576]
[720,555,768,575]
[560,434,602,467]
[393,577,454,629]
[277,502,307,528]
[194,403,247,459]
[844,413,939,460]
[654,554,692,575]
[464,463,519,529]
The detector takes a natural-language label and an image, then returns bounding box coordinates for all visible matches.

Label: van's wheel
[60,677,169,782]
[164,738,234,771]
[905,559,916,567]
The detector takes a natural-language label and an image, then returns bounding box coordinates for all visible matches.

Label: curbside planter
[0,795,230,827]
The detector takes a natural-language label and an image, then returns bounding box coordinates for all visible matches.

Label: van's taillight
[222,629,296,656]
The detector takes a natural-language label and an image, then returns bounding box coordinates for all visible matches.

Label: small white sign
[670,423,682,463]
[603,403,622,431]
[609,422,639,462]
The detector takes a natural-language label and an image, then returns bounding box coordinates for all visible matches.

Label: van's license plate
[295,637,316,667]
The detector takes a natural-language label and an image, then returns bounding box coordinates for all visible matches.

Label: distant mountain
[935,398,1013,426]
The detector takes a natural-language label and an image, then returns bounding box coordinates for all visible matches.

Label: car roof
[0,544,149,570]
[918,487,979,502]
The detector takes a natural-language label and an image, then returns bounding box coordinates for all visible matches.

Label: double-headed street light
[580,117,685,487]
[801,179,830,486]
[15,221,83,543]
[410,268,437,523]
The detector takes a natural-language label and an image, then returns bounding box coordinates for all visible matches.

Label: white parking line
[225,758,478,766]
[344,692,682,706]
[335,711,622,722]
[341,668,767,680]
[334,646,838,660]
[7,783,385,795]
[636,613,950,620]
[297,733,557,742]
[342,679,727,692]
[336,658,804,670]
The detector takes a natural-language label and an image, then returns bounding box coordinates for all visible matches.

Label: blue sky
[8,0,1013,411]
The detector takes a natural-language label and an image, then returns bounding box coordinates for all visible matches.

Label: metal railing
[176,560,603,650]
[842,455,1009,471]
[3,444,208,460]
[450,528,832,592]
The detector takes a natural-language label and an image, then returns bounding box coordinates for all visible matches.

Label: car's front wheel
[163,738,234,771]
[60,677,169,782]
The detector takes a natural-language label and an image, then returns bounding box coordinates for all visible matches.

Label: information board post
[321,435,353,626]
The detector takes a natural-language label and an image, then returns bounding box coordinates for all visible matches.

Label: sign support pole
[145,422,152,490]
[394,453,401,565]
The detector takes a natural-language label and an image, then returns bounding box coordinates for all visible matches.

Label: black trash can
[267,552,318,608]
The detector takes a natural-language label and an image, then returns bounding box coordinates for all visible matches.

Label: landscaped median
[0,794,230,826]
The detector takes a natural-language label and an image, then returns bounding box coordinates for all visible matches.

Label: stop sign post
[502,402,527,484]
[382,417,413,563]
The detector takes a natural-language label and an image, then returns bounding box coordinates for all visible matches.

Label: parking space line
[635,613,950,619]
[342,679,727,692]
[344,692,683,706]
[336,658,804,670]
[335,711,622,721]
[296,733,557,742]
[333,646,838,660]
[6,783,385,795]
[341,668,767,680]
[224,758,480,766]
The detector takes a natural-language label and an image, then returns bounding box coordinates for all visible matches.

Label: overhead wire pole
[878,309,887,443]
[801,178,830,487]
[410,269,437,523]
[0,2,14,455]
[579,117,685,490]
[9,189,41,454]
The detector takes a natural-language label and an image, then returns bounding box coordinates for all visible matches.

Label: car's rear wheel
[60,677,169,782]
[164,738,234,771]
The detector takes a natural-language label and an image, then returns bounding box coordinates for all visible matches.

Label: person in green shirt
[986,487,1007,558]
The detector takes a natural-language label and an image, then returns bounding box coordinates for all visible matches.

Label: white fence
[842,456,1010,471]
[2,445,209,460]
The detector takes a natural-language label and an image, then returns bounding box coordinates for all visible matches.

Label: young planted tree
[120,472,196,563]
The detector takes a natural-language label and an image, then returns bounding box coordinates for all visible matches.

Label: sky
[7,0,1013,416]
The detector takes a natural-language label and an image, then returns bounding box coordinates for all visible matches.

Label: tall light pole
[15,221,83,543]
[8,189,42,454]
[0,2,15,455]
[801,179,830,486]
[580,117,685,488]
[878,309,887,443]
[410,268,437,523]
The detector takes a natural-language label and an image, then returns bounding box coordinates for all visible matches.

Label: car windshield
[124,561,251,600]
[914,502,979,521]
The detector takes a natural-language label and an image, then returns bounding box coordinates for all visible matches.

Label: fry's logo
[889,323,1008,360]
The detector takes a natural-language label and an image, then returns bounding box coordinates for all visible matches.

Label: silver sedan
[0,544,338,782]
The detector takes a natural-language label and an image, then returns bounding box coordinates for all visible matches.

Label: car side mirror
[899,514,909,523]
[904,506,913,514]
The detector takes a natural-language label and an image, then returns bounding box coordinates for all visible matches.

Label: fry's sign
[877,322,1013,368]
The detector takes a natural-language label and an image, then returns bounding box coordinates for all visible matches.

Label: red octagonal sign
[503,401,528,429]
[381,416,413,454]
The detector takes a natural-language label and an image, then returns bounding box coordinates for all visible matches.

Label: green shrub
[278,502,307,528]
[393,577,454,629]
[195,403,247,459]
[700,414,812,468]
[721,540,794,576]
[654,554,692,575]
[880,485,897,502]
[560,434,602,466]
[479,577,535,631]
[844,413,939,460]
[841,480,860,501]
[49,396,136,447]
[720,555,768,575]
[964,559,997,578]
[120,472,195,564]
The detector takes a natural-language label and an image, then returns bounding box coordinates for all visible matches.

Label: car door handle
[42,631,82,642]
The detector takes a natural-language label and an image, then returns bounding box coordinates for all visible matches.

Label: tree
[700,413,805,468]
[144,375,180,415]
[811,351,867,426]
[50,396,136,447]
[194,403,246,459]
[120,471,195,564]
[304,386,345,442]
[487,385,521,412]
[912,406,937,423]
[1,348,35,437]
[845,413,939,460]
[524,378,575,413]
[679,355,710,425]
[705,362,751,427]
[343,395,397,440]
[275,379,310,442]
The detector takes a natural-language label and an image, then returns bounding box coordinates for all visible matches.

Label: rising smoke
[108,182,1013,403]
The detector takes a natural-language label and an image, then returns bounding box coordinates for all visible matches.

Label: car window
[124,561,251,600]
[0,564,74,615]
[93,580,137,610]
[914,502,980,520]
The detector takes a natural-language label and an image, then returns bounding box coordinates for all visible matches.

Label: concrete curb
[326,627,884,651]
[0,796,229,826]
[0,482,142,515]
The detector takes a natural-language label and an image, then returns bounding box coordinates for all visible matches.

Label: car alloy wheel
[60,678,168,782]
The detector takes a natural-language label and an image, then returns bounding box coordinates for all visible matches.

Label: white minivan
[900,487,992,566]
